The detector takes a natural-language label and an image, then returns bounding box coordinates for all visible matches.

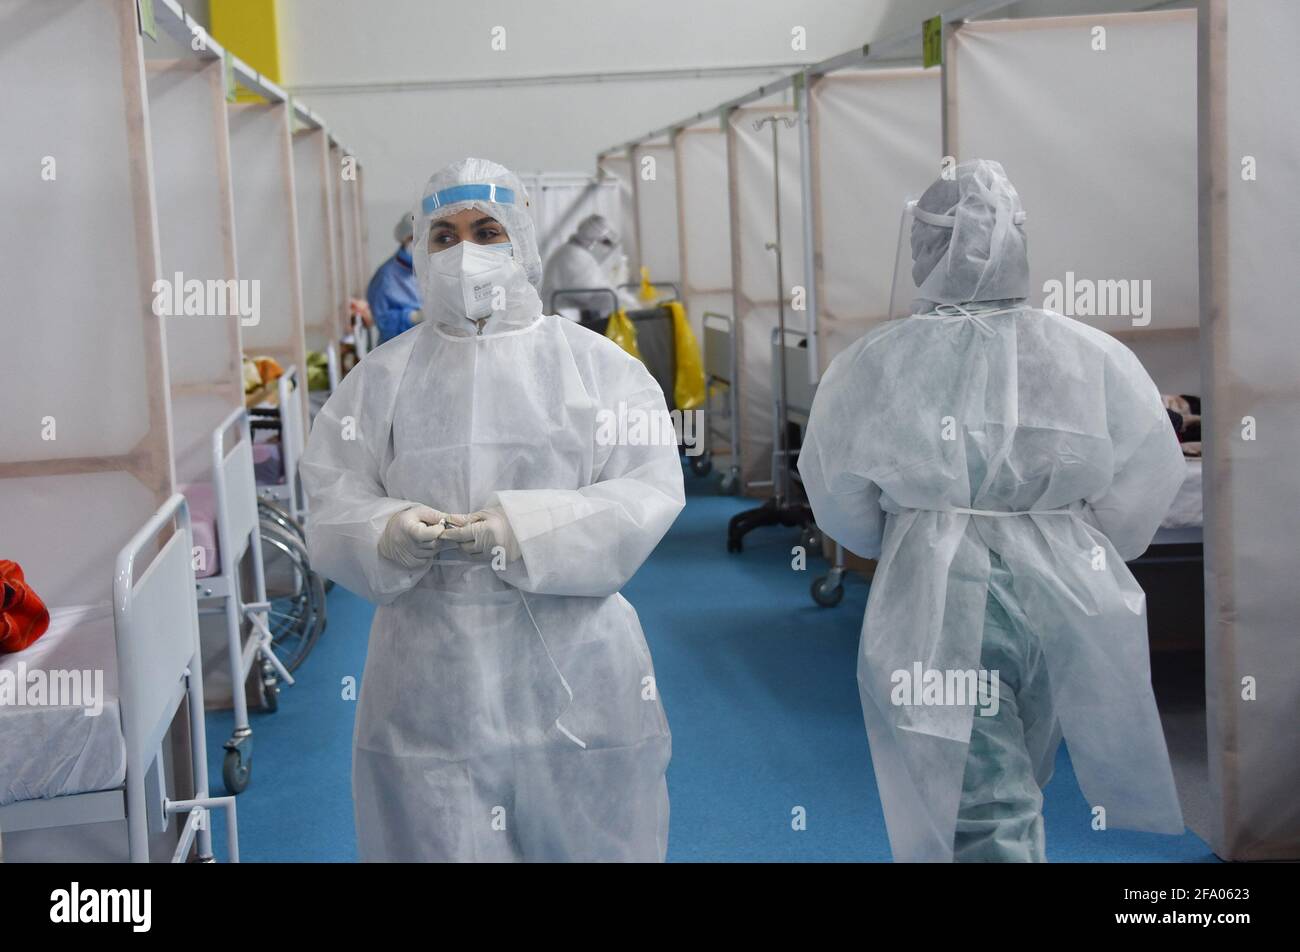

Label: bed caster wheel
[800,526,822,552]
[811,576,844,608]
[690,455,713,477]
[719,472,739,496]
[261,673,280,713]
[223,748,251,794]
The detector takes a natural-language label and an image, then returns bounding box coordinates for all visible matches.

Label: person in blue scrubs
[366,213,422,343]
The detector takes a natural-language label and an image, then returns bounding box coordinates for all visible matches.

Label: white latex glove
[378,505,450,569]
[440,508,521,563]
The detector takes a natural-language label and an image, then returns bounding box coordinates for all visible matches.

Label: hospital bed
[250,375,329,662]
[1152,457,1203,548]
[246,364,329,673]
[0,495,239,862]
[189,409,298,794]
[249,364,308,524]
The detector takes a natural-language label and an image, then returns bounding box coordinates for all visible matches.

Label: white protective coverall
[799,159,1186,862]
[301,158,684,862]
[540,214,636,319]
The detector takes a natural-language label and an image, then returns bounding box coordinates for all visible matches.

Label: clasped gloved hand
[378,505,452,569]
[441,508,521,563]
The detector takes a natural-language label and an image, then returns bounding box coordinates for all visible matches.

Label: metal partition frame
[146,56,245,488]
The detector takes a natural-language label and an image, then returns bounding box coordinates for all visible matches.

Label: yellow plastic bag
[604,309,644,361]
[668,301,706,411]
[638,266,657,303]
[606,301,705,411]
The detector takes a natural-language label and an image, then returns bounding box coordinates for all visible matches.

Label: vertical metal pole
[627,145,645,279]
[940,19,956,159]
[769,119,791,504]
[796,71,820,384]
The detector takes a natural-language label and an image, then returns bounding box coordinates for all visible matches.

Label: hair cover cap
[414,157,542,287]
[911,158,1029,309]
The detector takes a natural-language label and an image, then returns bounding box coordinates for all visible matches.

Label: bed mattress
[0,602,126,806]
[1161,457,1203,530]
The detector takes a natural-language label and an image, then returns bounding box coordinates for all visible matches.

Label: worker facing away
[300,157,684,862]
[540,213,638,321]
[799,159,1186,862]
[365,212,422,343]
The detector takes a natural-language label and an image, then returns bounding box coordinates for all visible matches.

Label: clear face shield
[887,198,923,320]
[590,236,619,265]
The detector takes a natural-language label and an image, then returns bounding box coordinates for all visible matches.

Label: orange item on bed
[253,356,284,387]
[0,560,50,654]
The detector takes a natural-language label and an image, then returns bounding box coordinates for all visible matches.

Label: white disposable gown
[301,158,684,861]
[540,241,636,319]
[799,160,1187,861]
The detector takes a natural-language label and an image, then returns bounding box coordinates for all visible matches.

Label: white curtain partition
[1200,0,1300,862]
[597,153,640,278]
[728,103,806,494]
[810,67,941,367]
[229,100,307,418]
[674,123,733,338]
[947,10,1199,395]
[0,0,173,608]
[630,142,681,291]
[147,56,243,487]
[521,174,622,267]
[293,126,339,354]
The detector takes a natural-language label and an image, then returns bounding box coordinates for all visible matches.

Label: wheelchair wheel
[258,497,305,542]
[259,520,326,672]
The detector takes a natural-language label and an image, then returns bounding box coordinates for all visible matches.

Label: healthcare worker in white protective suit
[799,159,1186,862]
[300,158,684,862]
[539,213,637,320]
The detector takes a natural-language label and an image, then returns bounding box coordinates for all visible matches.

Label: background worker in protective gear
[540,213,638,321]
[301,157,684,862]
[365,212,422,343]
[799,159,1186,862]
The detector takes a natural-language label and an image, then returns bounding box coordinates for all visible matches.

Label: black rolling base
[727,497,813,553]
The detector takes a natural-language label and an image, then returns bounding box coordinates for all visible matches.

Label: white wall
[263,0,1184,275]
[271,0,984,274]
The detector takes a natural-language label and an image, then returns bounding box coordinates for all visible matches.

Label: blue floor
[204,469,1215,862]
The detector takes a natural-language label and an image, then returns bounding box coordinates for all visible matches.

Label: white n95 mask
[426,241,516,322]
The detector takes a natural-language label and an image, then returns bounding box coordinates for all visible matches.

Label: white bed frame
[256,365,308,522]
[200,408,296,791]
[0,495,239,862]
